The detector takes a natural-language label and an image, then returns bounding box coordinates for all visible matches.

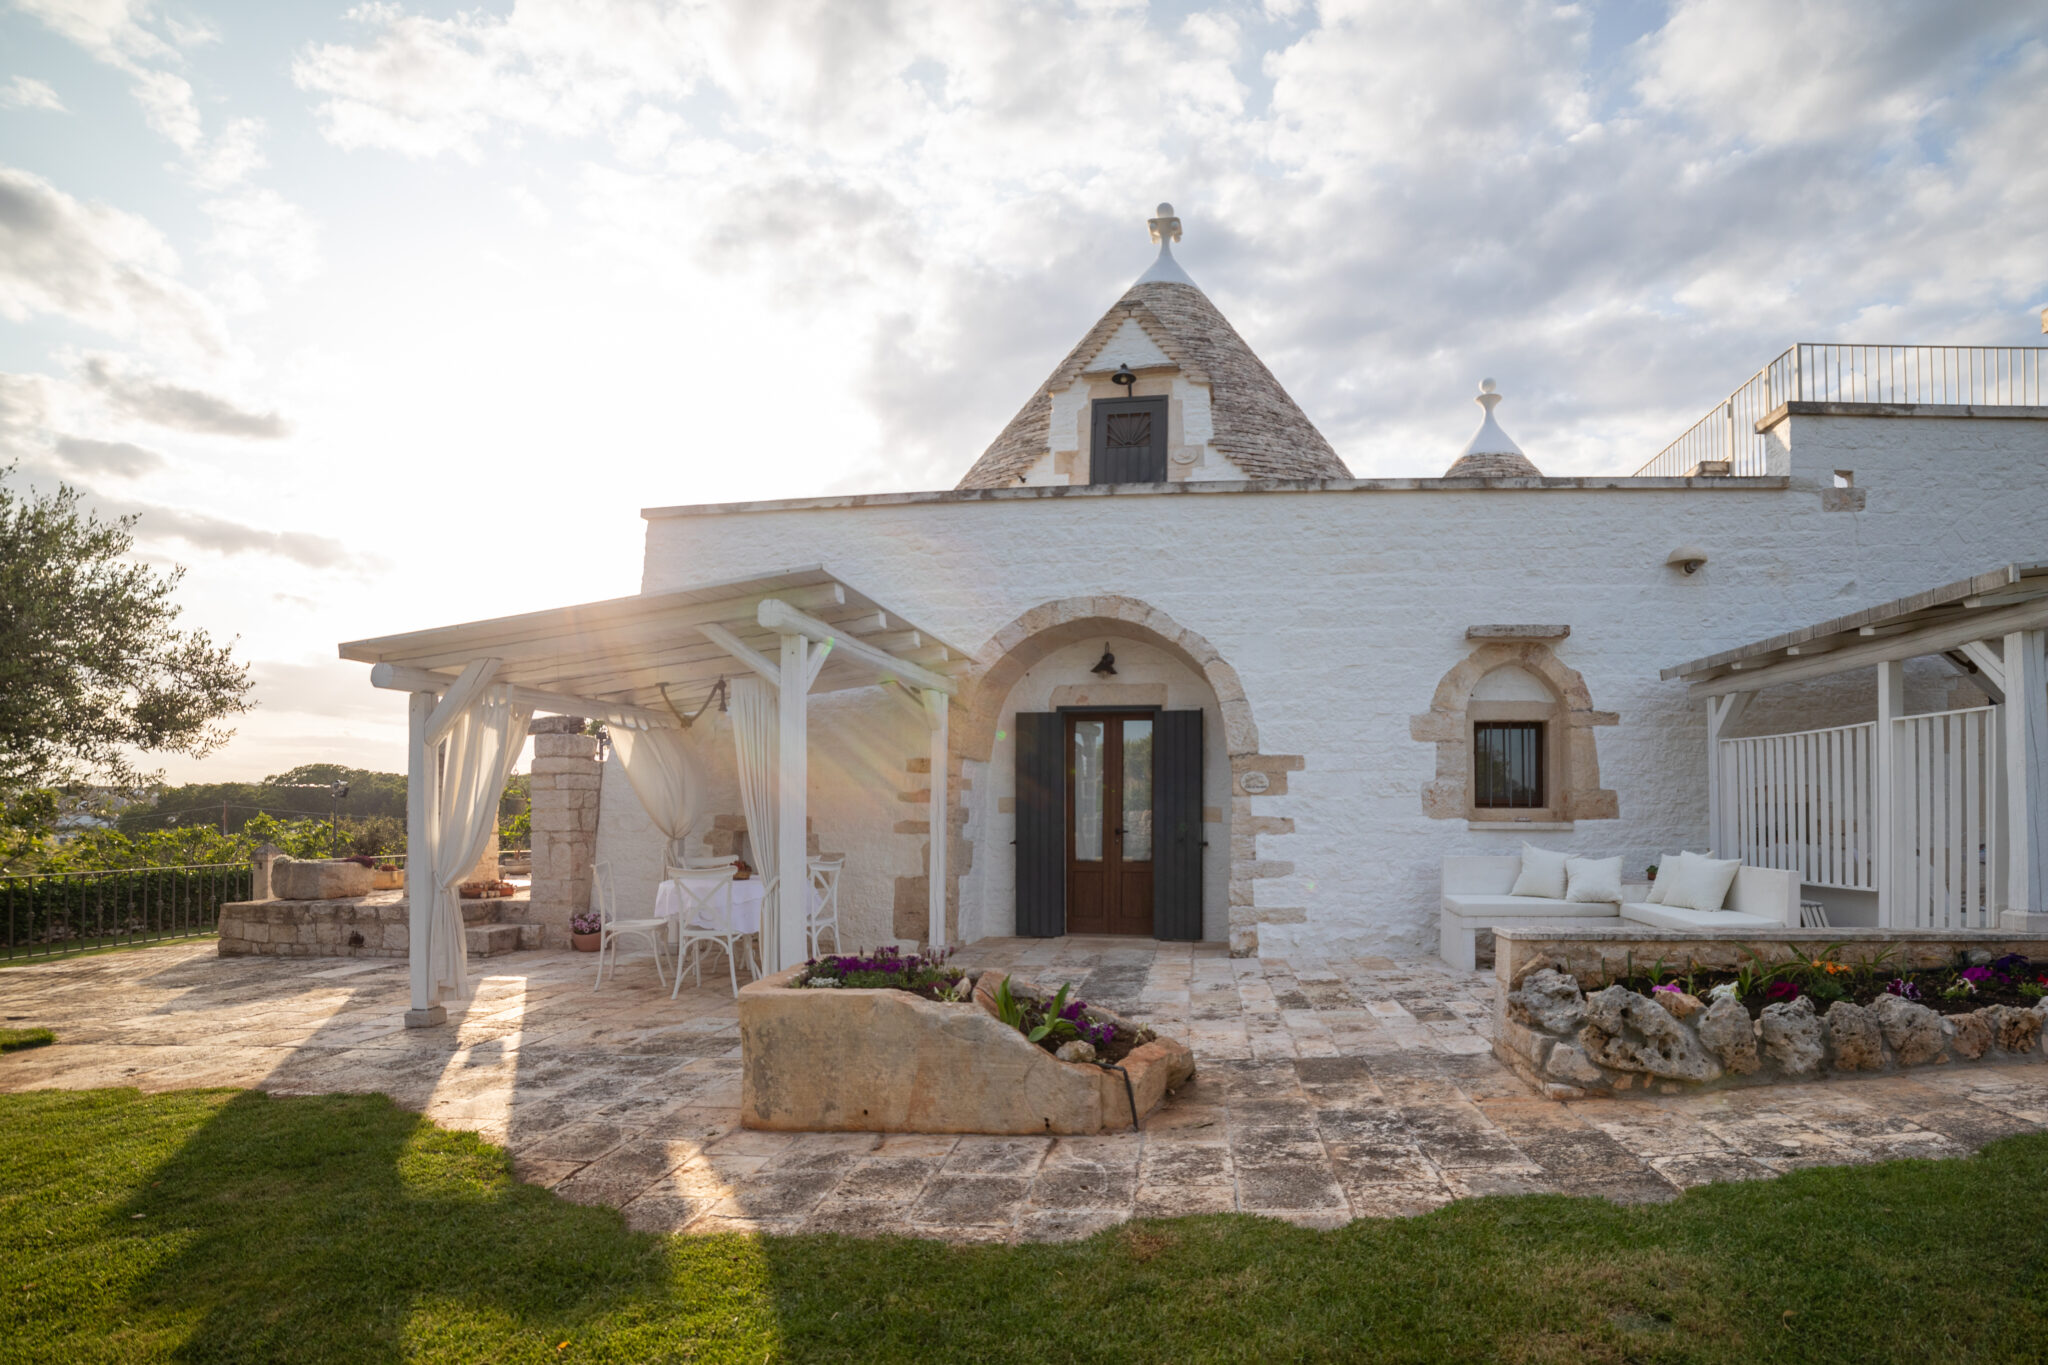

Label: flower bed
[793,946,968,1001]
[1604,949,2048,1019]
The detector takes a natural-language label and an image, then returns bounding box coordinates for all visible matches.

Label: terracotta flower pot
[571,932,601,952]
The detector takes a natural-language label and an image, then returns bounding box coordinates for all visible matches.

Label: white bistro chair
[669,866,755,999]
[591,861,668,992]
[806,855,844,958]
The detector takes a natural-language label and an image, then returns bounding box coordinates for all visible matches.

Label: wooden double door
[1015,708,1203,939]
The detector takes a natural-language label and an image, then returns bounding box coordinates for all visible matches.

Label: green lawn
[0,1028,54,1053]
[1,1088,2044,1363]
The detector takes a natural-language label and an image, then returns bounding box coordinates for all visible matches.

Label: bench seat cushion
[1441,894,1619,920]
[1619,902,1778,931]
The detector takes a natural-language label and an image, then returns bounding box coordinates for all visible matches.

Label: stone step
[464,923,523,957]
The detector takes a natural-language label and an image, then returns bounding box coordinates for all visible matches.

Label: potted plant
[570,911,602,952]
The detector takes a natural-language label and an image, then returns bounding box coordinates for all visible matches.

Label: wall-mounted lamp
[1110,363,1137,394]
[1091,645,1117,677]
[1667,547,1709,575]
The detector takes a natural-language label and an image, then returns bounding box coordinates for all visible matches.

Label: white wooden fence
[1719,706,2003,927]
[1720,722,1877,890]
[1893,706,2002,930]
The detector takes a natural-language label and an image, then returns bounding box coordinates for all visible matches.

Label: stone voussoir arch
[952,595,1299,957]
[1410,640,1619,822]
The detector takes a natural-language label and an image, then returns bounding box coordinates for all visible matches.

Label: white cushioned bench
[1439,855,1617,972]
[1440,857,1805,970]
[1617,864,1800,931]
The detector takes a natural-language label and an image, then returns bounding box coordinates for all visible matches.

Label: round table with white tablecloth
[652,876,766,933]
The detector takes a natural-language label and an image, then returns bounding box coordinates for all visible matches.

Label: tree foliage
[0,472,252,794]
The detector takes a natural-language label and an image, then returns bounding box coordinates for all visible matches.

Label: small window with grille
[1473,721,1545,809]
[1089,397,1167,483]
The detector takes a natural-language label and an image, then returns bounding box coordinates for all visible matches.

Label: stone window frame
[1411,642,1619,826]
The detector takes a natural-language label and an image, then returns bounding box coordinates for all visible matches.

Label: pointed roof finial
[1445,377,1542,478]
[1135,201,1196,287]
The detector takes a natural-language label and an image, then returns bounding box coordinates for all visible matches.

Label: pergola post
[1875,660,1904,928]
[2004,628,2048,927]
[773,633,811,974]
[403,689,443,1027]
[923,689,949,948]
[1704,692,1751,858]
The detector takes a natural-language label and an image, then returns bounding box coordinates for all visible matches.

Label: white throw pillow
[1645,852,1702,905]
[1565,855,1623,904]
[1509,843,1570,899]
[1661,852,1743,912]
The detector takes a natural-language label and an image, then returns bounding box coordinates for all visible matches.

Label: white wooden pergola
[339,567,975,1025]
[1666,563,2048,930]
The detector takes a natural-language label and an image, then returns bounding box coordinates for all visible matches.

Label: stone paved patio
[5,936,2048,1242]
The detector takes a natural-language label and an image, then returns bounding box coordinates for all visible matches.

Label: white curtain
[731,676,778,899]
[428,685,533,1002]
[610,723,700,865]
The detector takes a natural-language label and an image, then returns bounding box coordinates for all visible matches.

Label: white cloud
[0,75,66,111]
[78,354,290,437]
[0,165,225,351]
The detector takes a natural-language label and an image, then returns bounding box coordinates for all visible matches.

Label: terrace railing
[2,862,253,963]
[1635,344,2048,478]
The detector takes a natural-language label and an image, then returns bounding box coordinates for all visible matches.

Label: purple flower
[1961,966,1998,985]
[1059,999,1086,1022]
[1765,981,1800,1002]
[1651,983,1682,995]
[1885,978,1922,1000]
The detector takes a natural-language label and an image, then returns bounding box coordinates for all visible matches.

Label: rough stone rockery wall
[1499,967,2048,1101]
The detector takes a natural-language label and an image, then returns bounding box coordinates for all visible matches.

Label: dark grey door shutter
[1014,711,1065,937]
[1152,709,1203,941]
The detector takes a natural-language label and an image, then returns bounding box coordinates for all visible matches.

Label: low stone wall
[217,893,538,959]
[1493,926,2048,1100]
[1495,925,2048,988]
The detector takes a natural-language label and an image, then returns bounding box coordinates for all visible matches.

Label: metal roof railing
[1634,344,2048,478]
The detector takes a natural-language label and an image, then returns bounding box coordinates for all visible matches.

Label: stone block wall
[528,716,600,946]
[218,894,410,958]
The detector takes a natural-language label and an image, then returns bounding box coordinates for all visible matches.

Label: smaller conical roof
[1444,379,1541,478]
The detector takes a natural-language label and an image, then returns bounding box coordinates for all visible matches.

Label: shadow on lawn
[99,1086,2048,1365]
[112,1090,689,1363]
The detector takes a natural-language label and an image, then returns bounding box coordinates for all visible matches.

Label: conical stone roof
[957,217,1350,488]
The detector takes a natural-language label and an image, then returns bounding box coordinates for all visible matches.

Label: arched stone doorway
[943,595,1300,955]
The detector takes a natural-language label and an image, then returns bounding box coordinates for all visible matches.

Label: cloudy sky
[3,0,2044,782]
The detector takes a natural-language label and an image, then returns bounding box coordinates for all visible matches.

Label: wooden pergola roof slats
[339,567,978,722]
[1665,562,2048,688]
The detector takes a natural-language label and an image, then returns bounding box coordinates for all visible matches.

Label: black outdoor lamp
[1091,644,1117,677]
[1110,363,1137,394]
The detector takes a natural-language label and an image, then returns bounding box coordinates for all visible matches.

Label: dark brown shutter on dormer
[1089,397,1167,483]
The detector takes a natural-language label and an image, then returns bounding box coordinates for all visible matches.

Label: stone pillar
[528,716,600,946]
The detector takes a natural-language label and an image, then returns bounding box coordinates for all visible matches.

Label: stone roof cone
[1444,379,1541,478]
[956,205,1350,487]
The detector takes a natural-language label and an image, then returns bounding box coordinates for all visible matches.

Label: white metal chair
[591,861,668,992]
[669,867,754,998]
[806,855,844,958]
[680,855,737,869]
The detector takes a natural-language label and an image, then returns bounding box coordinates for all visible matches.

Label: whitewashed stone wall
[618,411,2048,957]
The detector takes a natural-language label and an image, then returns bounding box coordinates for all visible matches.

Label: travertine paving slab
[5,936,2048,1243]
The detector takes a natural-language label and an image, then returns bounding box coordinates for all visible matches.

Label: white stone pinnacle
[1461,377,1525,457]
[1135,201,1197,287]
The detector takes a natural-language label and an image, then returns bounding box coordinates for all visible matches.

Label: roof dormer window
[1090,396,1166,483]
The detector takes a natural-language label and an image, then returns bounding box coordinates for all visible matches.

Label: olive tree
[0,471,253,796]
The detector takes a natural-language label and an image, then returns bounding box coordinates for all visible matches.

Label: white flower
[1707,982,1738,1003]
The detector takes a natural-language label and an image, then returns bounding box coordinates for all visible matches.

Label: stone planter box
[371,867,405,891]
[738,966,1195,1134]
[270,857,373,901]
